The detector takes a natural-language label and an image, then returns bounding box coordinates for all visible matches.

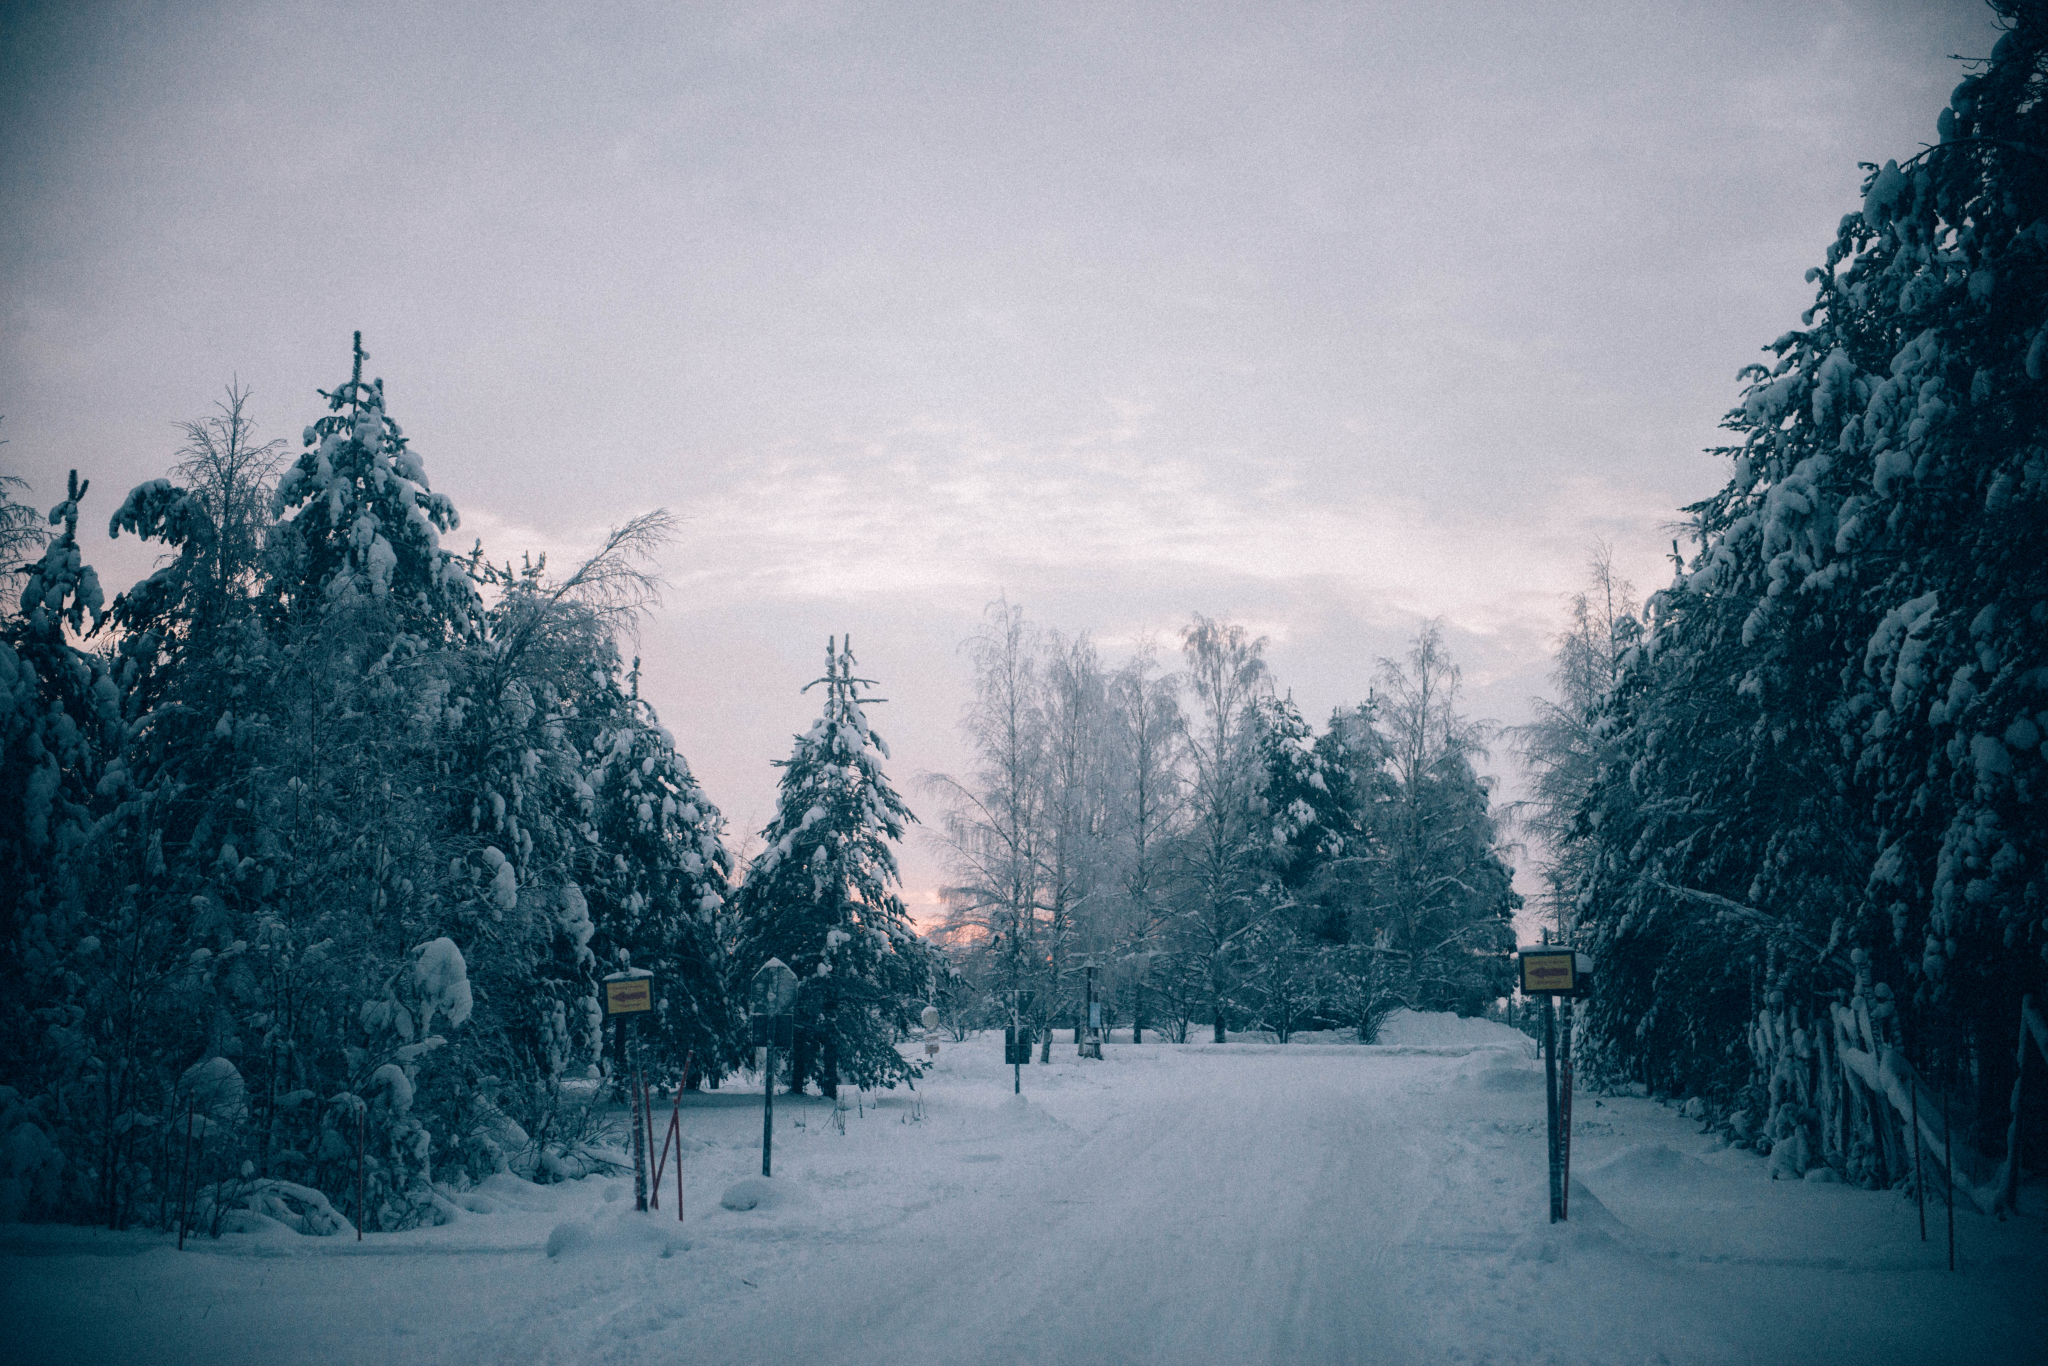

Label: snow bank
[1586,1141,1719,1187]
[719,1176,808,1212]
[1375,1009,1532,1050]
[1509,1179,1628,1264]
[545,1208,688,1259]
[1448,1049,1542,1092]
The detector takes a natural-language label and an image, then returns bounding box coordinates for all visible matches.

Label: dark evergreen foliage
[0,348,738,1230]
[1552,6,2048,1177]
[737,639,934,1094]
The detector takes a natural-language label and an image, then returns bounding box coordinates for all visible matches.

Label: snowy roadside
[3,1014,2042,1366]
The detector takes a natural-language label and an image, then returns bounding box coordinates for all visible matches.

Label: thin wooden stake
[176,1105,195,1251]
[1913,1072,1925,1241]
[2004,995,2031,1215]
[1944,1053,1956,1272]
[641,1070,657,1203]
[631,1051,648,1213]
[651,1052,691,1221]
[355,1106,366,1241]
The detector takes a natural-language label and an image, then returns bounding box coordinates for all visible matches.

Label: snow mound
[1508,1180,1627,1264]
[1450,1050,1542,1092]
[1375,1010,1530,1050]
[544,1209,688,1259]
[720,1176,807,1212]
[1587,1142,1718,1187]
[472,1173,577,1213]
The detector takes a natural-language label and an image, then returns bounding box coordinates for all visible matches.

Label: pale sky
[0,0,2000,921]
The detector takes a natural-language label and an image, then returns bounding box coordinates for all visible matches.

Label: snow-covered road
[5,1017,2044,1366]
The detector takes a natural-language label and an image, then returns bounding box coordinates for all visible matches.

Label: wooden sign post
[1518,943,1592,1224]
[602,968,655,1212]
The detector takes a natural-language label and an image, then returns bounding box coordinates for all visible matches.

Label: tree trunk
[788,1032,809,1096]
[1212,961,1227,1043]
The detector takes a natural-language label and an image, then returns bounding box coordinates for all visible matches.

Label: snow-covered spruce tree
[1568,7,2047,1173]
[0,471,133,1222]
[1225,694,1340,1035]
[1305,703,1409,1041]
[738,638,933,1095]
[575,665,739,1087]
[85,400,298,1226]
[171,339,489,1228]
[413,515,736,1174]
[1250,693,1346,931]
[1348,625,1519,1016]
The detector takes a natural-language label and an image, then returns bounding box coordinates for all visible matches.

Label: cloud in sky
[0,0,2001,918]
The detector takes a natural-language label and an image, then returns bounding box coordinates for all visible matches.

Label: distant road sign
[605,977,653,1014]
[1518,947,1591,997]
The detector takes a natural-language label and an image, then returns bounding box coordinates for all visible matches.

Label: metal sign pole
[1519,942,1590,1227]
[1544,993,1562,1224]
[1560,996,1574,1220]
[749,959,799,1179]
[629,1018,648,1214]
[762,1038,776,1178]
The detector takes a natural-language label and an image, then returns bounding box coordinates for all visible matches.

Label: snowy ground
[5,1013,2044,1366]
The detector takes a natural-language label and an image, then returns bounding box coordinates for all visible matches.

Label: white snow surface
[4,1016,2043,1365]
[1372,1007,1534,1049]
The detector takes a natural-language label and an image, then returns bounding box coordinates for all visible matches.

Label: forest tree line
[0,342,1520,1233]
[0,343,940,1232]
[1514,4,2048,1206]
[924,605,1520,1050]
[9,3,2043,1237]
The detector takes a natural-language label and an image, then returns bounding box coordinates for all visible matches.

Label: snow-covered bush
[0,1088,64,1223]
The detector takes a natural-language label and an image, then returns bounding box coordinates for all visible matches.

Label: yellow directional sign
[1519,949,1577,997]
[604,977,652,1014]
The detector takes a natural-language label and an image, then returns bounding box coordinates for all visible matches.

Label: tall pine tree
[738,638,932,1095]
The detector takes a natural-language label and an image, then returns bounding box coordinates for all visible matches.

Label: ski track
[4,1033,2046,1366]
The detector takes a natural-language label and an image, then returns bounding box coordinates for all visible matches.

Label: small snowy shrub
[0,1088,64,1222]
